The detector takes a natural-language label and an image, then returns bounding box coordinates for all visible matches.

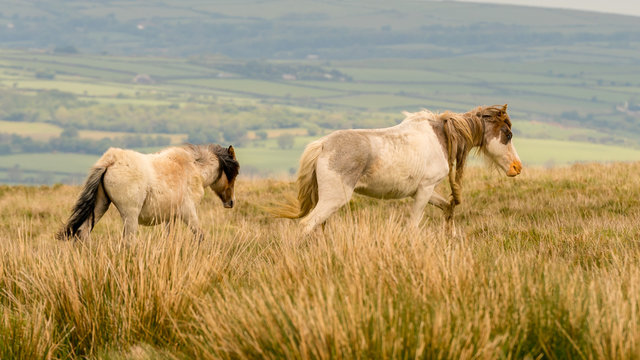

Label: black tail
[57,166,108,240]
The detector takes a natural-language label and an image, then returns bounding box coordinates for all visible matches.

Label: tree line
[0,131,171,155]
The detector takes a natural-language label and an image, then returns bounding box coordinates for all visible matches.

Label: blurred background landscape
[1,0,639,184]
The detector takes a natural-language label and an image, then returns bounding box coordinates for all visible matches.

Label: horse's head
[478,104,522,177]
[211,145,239,208]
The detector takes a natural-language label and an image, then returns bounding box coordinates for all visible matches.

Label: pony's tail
[57,166,108,240]
[271,140,323,219]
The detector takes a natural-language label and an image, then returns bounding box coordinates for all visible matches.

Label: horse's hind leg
[103,166,147,240]
[113,203,142,240]
[300,160,355,234]
[76,182,112,241]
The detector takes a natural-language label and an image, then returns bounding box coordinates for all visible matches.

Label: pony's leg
[428,191,456,237]
[75,182,111,241]
[300,160,355,234]
[180,203,204,241]
[103,169,145,241]
[114,202,142,240]
[120,213,139,240]
[409,184,436,228]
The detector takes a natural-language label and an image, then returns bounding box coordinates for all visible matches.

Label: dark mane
[183,144,240,181]
[208,144,240,182]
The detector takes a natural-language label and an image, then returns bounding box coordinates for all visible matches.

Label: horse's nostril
[230,200,234,207]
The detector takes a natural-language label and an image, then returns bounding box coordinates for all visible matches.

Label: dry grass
[1,163,640,359]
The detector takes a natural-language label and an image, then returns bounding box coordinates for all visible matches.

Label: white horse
[274,104,522,235]
[58,144,239,241]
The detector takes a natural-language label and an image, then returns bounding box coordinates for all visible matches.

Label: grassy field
[1,163,640,358]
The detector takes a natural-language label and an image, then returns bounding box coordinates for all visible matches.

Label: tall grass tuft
[1,163,640,358]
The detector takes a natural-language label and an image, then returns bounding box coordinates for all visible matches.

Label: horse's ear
[228,145,236,159]
[501,104,508,113]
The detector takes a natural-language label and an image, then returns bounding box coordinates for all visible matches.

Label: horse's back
[316,122,449,199]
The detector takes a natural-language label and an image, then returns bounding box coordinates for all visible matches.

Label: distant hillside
[1,0,639,58]
[1,1,640,182]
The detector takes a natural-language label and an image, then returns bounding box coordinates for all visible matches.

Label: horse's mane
[403,105,509,207]
[183,144,240,181]
[439,109,484,207]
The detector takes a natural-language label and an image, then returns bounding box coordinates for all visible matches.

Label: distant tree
[61,126,78,138]
[53,45,78,54]
[223,127,248,146]
[122,135,144,148]
[255,130,268,140]
[276,133,295,149]
[187,131,207,144]
[305,124,320,136]
[35,71,55,79]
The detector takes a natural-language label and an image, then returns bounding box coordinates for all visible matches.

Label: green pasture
[0,116,188,144]
[9,80,139,97]
[77,130,187,144]
[516,138,640,165]
[0,120,62,140]
[1,134,640,182]
[0,58,132,82]
[513,121,615,142]
[320,94,425,111]
[0,153,98,174]
[1,44,639,184]
[172,78,343,99]
[338,68,470,84]
[506,84,628,104]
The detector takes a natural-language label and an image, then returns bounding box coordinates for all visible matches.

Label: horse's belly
[137,194,183,226]
[354,175,420,199]
[354,158,448,199]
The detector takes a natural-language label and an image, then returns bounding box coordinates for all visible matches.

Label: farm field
[3,135,640,183]
[1,163,640,358]
[1,0,639,183]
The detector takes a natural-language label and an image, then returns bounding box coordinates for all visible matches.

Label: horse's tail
[57,165,109,240]
[271,140,323,219]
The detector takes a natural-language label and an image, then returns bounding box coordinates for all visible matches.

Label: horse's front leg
[428,191,456,237]
[409,185,435,228]
[180,203,204,241]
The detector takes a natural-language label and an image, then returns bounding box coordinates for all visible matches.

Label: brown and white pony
[58,144,239,241]
[274,104,522,235]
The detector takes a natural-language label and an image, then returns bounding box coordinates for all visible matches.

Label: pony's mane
[183,144,240,181]
[402,105,508,207]
[437,108,485,207]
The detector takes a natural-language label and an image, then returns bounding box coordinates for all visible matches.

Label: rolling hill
[0,1,639,182]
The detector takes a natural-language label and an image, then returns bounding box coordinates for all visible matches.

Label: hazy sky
[458,0,640,18]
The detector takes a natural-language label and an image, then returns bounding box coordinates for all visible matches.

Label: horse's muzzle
[506,160,522,177]
[223,200,234,208]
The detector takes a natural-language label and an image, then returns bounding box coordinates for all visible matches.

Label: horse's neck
[198,165,218,187]
[432,114,483,164]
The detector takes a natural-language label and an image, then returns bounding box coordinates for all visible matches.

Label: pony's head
[210,145,239,208]
[439,104,522,206]
[476,104,522,177]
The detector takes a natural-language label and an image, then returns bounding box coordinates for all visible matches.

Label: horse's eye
[506,132,512,141]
